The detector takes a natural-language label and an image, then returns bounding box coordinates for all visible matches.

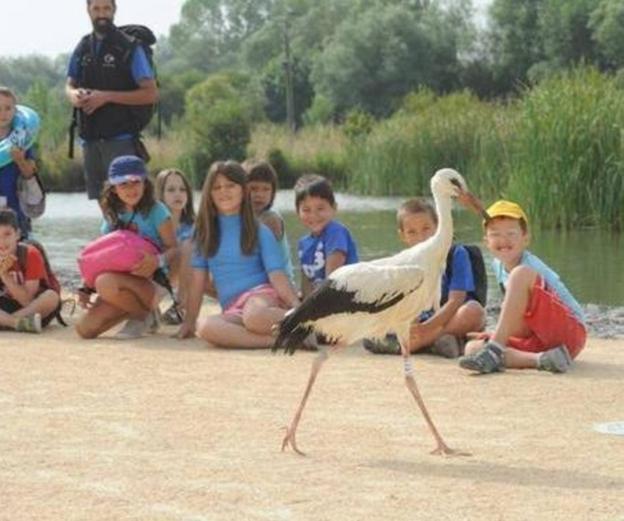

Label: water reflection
[35,192,624,307]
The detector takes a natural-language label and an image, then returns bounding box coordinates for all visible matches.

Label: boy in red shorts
[0,209,60,333]
[459,200,586,374]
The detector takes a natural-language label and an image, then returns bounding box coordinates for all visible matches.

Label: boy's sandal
[363,334,401,355]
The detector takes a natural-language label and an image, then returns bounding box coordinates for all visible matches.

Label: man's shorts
[83,138,139,200]
[506,276,586,358]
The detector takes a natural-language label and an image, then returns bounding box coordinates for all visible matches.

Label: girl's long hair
[242,159,278,210]
[100,178,156,229]
[155,168,196,225]
[195,160,257,258]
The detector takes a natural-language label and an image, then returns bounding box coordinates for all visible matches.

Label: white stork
[273,168,488,456]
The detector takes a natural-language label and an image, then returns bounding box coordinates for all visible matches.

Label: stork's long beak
[457,190,490,223]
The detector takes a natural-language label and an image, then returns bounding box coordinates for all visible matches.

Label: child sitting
[177,160,299,348]
[0,87,39,238]
[294,174,358,298]
[0,209,60,333]
[243,159,295,284]
[365,198,486,357]
[155,168,196,324]
[459,200,586,374]
[76,155,177,339]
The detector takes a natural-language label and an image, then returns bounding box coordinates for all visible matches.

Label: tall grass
[506,67,624,229]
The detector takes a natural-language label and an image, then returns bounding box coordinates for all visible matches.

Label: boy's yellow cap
[484,200,529,226]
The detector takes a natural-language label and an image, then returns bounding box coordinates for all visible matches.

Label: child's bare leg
[95,273,155,319]
[445,301,486,337]
[241,296,286,335]
[0,309,19,329]
[76,299,128,339]
[409,301,486,353]
[12,290,60,320]
[197,314,274,349]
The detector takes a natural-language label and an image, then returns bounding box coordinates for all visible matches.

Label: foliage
[183,71,265,183]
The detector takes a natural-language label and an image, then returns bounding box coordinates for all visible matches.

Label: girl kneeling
[76,155,177,339]
[178,161,299,348]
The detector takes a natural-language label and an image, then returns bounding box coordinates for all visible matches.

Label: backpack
[68,24,160,158]
[444,244,488,307]
[17,240,68,326]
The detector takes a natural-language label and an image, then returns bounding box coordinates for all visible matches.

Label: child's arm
[10,148,37,178]
[301,269,313,299]
[260,213,284,240]
[177,268,206,339]
[415,290,467,336]
[325,251,347,276]
[0,262,40,307]
[131,218,177,278]
[268,271,300,309]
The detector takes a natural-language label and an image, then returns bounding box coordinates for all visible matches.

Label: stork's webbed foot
[281,426,306,456]
[430,442,471,457]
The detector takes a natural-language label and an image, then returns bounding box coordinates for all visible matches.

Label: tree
[311,3,463,116]
[184,71,264,181]
[165,0,275,73]
[589,0,624,69]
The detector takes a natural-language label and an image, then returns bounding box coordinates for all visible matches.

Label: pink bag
[78,230,160,288]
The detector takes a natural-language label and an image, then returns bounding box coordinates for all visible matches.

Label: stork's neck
[432,191,454,256]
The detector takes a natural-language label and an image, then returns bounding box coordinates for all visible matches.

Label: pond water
[35,191,624,337]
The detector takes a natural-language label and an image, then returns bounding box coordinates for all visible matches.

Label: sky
[0,0,492,58]
[1,0,187,58]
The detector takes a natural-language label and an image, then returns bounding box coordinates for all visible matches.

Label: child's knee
[75,320,98,339]
[94,273,119,296]
[460,301,486,328]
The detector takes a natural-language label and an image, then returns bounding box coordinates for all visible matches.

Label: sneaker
[114,309,159,340]
[161,303,183,326]
[363,334,401,355]
[537,345,572,373]
[430,334,461,358]
[458,341,505,373]
[15,313,42,334]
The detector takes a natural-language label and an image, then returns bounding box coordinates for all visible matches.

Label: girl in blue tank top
[177,160,299,349]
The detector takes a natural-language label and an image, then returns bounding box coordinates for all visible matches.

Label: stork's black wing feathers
[273,278,414,355]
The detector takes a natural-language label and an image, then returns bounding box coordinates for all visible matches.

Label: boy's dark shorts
[0,294,55,327]
[83,138,142,200]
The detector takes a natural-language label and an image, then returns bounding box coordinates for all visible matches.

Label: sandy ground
[1,308,623,521]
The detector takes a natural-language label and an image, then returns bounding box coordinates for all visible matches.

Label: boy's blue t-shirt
[191,214,286,309]
[101,201,171,249]
[493,250,585,323]
[419,244,476,322]
[298,220,359,285]
[0,147,35,234]
[441,244,476,303]
[67,42,154,141]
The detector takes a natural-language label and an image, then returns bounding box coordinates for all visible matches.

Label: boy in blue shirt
[295,174,359,298]
[365,198,486,357]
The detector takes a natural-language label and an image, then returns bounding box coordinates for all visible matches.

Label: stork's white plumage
[274,168,484,456]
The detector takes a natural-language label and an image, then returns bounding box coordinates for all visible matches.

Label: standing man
[66,0,158,200]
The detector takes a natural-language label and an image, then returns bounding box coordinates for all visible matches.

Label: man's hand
[69,88,89,108]
[81,90,110,115]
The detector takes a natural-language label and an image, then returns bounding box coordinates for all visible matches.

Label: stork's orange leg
[282,348,329,456]
[399,340,470,457]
